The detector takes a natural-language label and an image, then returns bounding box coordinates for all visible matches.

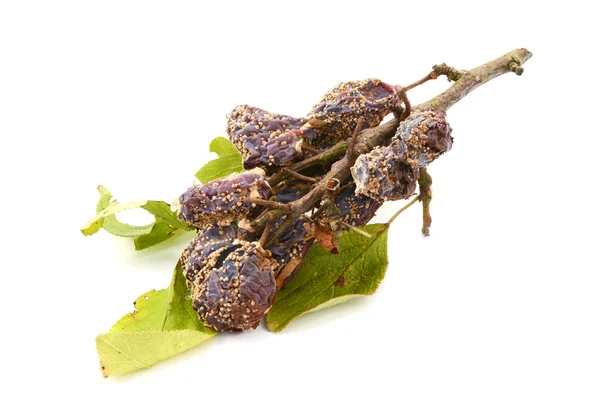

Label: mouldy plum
[268,217,315,288]
[188,240,277,332]
[392,110,453,167]
[305,79,400,149]
[351,111,452,201]
[335,180,383,226]
[226,105,313,169]
[351,143,419,201]
[180,223,238,285]
[177,170,271,228]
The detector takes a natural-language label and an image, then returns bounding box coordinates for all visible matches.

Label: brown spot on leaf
[334,276,345,286]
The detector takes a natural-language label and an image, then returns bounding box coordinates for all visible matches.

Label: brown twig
[282,168,318,183]
[258,221,273,247]
[432,63,465,82]
[417,48,532,112]
[397,88,411,119]
[267,141,348,187]
[301,143,321,155]
[242,197,290,213]
[346,116,365,162]
[250,209,283,230]
[401,69,441,92]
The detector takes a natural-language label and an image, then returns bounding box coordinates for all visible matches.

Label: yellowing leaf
[266,223,390,332]
[97,330,213,378]
[97,263,216,377]
[194,137,243,182]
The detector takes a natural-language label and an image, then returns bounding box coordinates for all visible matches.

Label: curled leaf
[194,137,244,183]
[81,186,194,250]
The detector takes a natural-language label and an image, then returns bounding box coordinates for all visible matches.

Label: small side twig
[432,63,465,82]
[267,141,348,187]
[250,209,284,230]
[402,71,439,92]
[282,168,318,183]
[397,88,411,119]
[346,116,365,162]
[243,197,290,214]
[258,221,273,247]
[301,143,321,155]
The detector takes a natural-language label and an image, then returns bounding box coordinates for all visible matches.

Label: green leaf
[194,136,243,182]
[98,263,216,377]
[83,185,115,235]
[265,223,390,332]
[81,186,150,236]
[142,201,190,230]
[110,262,214,333]
[133,218,182,251]
[81,186,194,250]
[96,330,213,378]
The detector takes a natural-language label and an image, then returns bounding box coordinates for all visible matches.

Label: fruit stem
[387,195,421,225]
[418,168,433,236]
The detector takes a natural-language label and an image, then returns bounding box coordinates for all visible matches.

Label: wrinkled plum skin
[187,240,277,332]
[305,79,400,149]
[178,171,271,228]
[180,223,238,285]
[335,180,383,226]
[352,111,452,201]
[227,105,310,169]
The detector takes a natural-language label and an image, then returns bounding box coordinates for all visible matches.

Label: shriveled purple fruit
[392,110,453,167]
[351,143,419,201]
[335,180,383,226]
[305,79,400,149]
[180,223,238,285]
[268,217,315,288]
[351,111,452,201]
[226,104,313,169]
[177,170,271,228]
[189,240,277,332]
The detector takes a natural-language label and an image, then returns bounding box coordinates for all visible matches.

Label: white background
[1,1,598,416]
